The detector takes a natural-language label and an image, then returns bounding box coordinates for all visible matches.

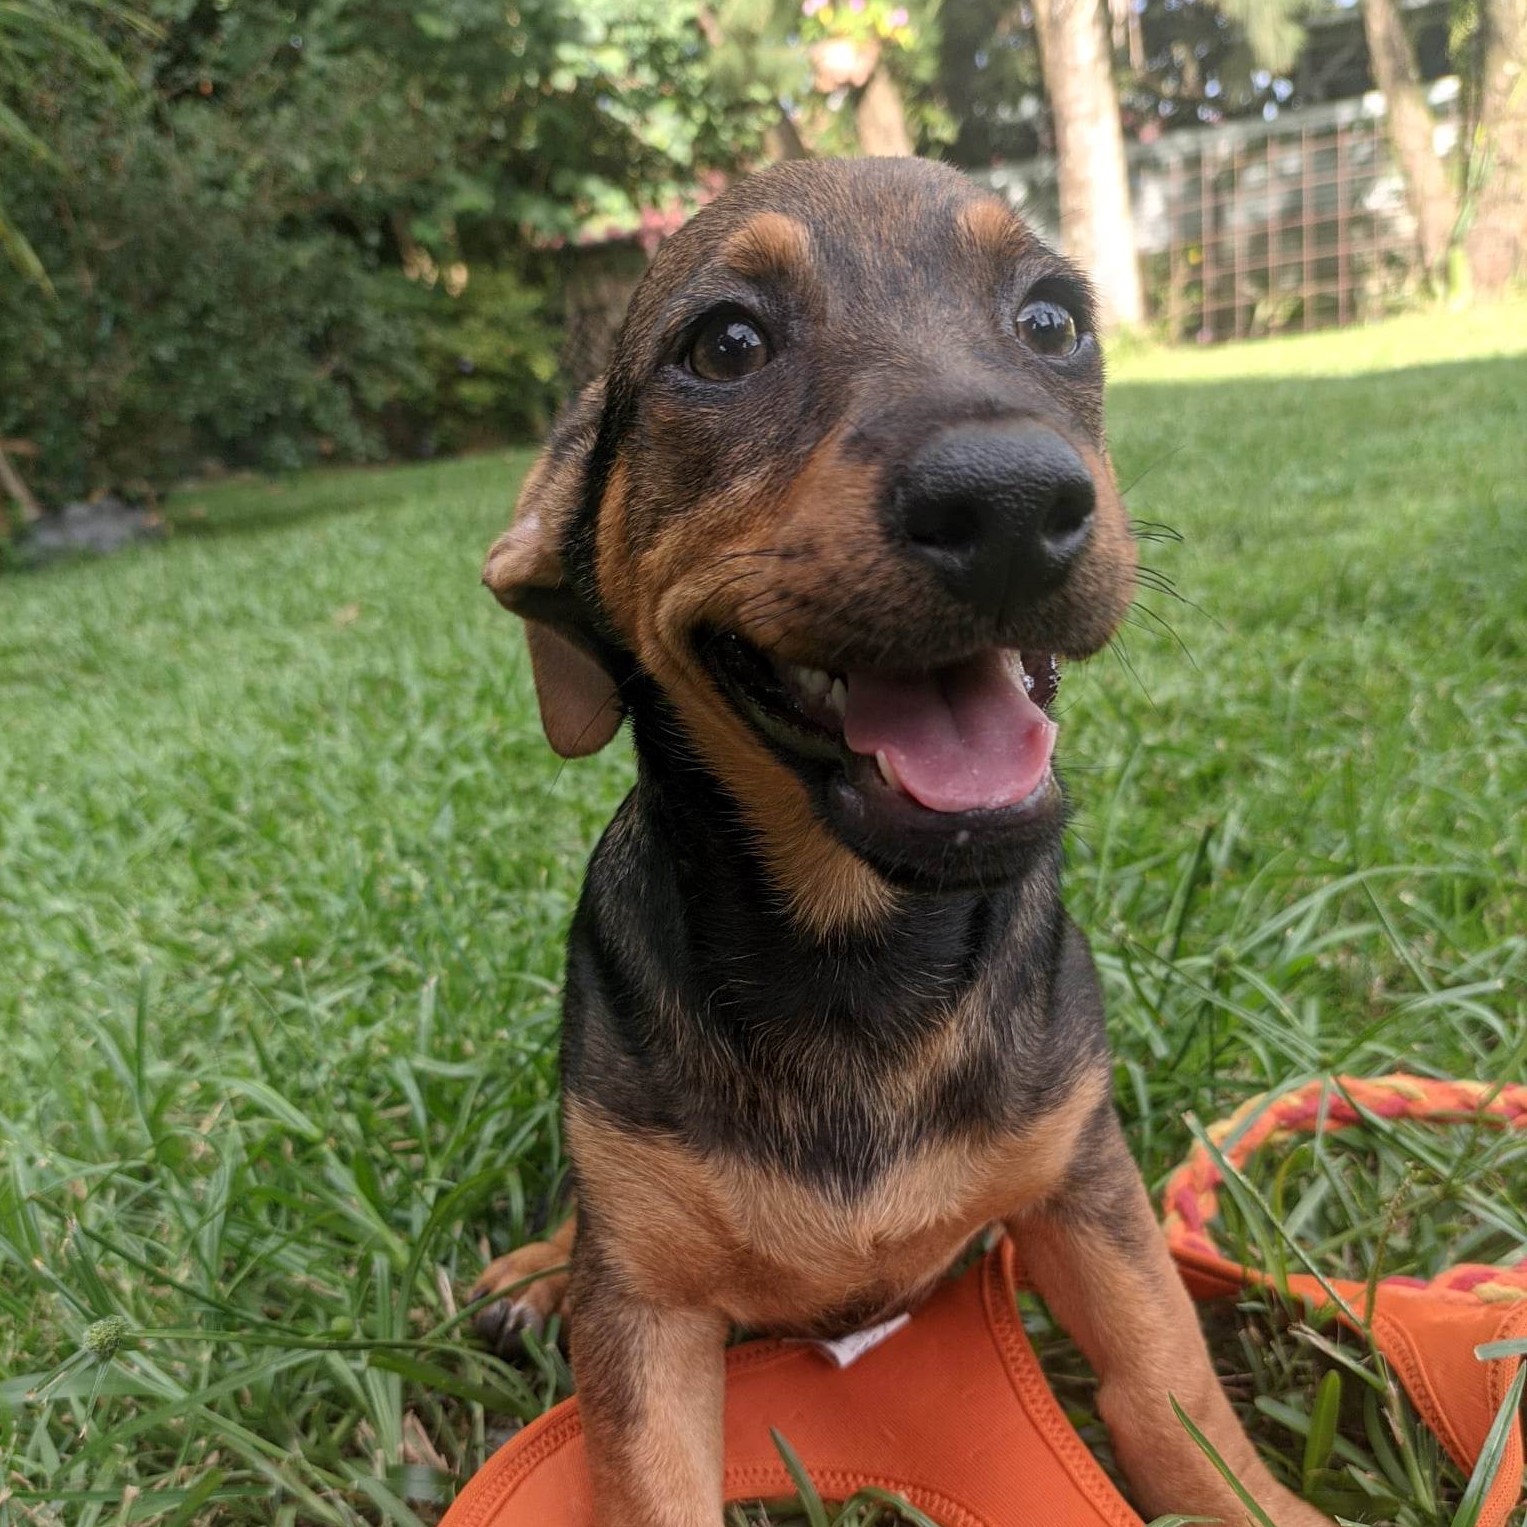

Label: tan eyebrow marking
[955,196,1031,260]
[718,213,813,281]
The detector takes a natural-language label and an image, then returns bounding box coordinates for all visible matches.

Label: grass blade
[769,1429,831,1527]
[1301,1368,1342,1494]
[1170,1395,1281,1527]
[1449,1361,1527,1527]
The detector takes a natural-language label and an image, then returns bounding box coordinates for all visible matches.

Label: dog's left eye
[687,312,772,381]
[1015,299,1080,358]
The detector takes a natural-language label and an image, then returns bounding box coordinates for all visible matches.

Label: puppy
[476,157,1328,1527]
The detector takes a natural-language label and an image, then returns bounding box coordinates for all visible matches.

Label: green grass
[2,299,1524,1526]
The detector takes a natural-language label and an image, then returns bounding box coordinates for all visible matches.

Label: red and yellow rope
[1162,1074,1527,1303]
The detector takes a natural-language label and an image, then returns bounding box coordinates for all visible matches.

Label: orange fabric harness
[1164,1075,1527,1527]
[443,1076,1527,1527]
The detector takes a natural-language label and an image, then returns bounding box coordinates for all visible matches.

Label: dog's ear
[484,381,623,758]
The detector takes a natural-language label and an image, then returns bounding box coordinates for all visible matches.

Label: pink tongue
[842,652,1056,813]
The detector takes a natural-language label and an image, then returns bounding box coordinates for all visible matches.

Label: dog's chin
[696,630,1070,893]
[817,766,1066,892]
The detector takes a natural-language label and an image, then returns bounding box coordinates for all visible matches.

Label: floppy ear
[483,381,623,759]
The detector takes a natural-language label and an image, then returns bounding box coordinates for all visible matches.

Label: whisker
[696,568,777,617]
[1129,518,1185,545]
[1124,603,1197,667]
[1136,568,1217,629]
[1115,447,1183,500]
[1135,565,1184,599]
[1106,632,1161,715]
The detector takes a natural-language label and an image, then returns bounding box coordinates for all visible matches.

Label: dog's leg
[1010,1113,1331,1527]
[471,1204,576,1352]
[570,1233,729,1527]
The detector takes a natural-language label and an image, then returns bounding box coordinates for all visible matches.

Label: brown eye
[687,312,771,381]
[1016,299,1080,358]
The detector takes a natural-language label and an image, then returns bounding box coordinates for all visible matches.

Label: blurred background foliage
[0,0,1519,507]
[1,0,768,500]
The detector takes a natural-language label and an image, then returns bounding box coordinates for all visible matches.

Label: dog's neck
[567,712,1073,1188]
[618,710,1066,1035]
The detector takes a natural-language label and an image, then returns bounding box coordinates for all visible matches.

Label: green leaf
[843,1486,946,1527]
[347,1472,430,1527]
[160,1469,228,1527]
[1475,1336,1527,1362]
[1450,1361,1527,1527]
[218,1075,324,1141]
[1169,1395,1281,1527]
[1302,1368,1342,1492]
[364,1350,538,1421]
[769,1428,831,1527]
[0,187,52,292]
[0,97,52,160]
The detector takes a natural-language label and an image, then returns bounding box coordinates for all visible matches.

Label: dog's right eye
[686,312,771,382]
[1015,298,1080,358]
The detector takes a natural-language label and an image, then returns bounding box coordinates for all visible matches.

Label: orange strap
[445,1074,1526,1527]
[444,1239,1140,1527]
[1164,1075,1527,1527]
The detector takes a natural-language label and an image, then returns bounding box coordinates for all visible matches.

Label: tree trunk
[1032,0,1143,327]
[765,111,811,162]
[1465,0,1527,292]
[855,66,915,157]
[697,6,811,164]
[1361,0,1459,277]
[0,442,41,526]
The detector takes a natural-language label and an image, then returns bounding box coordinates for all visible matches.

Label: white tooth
[829,678,848,717]
[1005,651,1035,696]
[876,750,901,791]
[786,664,831,699]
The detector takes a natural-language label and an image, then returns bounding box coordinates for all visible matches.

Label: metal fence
[984,87,1459,343]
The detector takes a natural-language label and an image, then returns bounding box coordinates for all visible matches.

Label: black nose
[891,422,1096,622]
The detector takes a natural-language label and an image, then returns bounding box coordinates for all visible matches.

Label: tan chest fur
[568,1068,1102,1331]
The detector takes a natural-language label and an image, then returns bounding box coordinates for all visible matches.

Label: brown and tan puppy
[474,158,1328,1527]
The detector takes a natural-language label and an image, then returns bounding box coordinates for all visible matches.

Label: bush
[370,269,564,461]
[0,111,561,504]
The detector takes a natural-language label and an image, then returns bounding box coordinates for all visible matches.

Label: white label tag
[808,1312,911,1369]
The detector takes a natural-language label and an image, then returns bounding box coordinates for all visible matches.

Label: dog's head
[486,158,1136,933]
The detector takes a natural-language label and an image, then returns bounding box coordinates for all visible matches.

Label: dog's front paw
[471,1238,573,1355]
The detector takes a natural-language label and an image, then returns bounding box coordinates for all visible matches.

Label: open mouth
[701,632,1062,825]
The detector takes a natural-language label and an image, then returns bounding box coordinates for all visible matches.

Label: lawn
[2,300,1524,1527]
